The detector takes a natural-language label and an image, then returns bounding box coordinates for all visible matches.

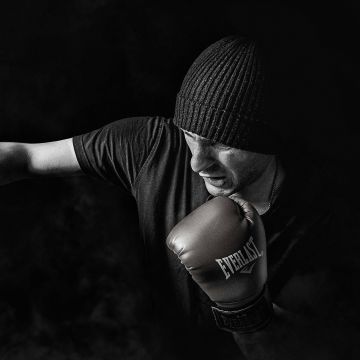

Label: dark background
[0,1,359,359]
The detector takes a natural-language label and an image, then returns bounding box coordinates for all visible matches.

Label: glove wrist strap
[211,285,273,333]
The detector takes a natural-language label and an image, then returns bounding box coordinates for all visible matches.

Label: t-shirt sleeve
[72,116,163,194]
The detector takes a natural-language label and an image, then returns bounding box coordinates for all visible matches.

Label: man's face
[182,129,272,197]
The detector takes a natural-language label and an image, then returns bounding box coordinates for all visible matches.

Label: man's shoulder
[137,115,181,138]
[106,115,180,144]
[119,115,186,154]
[113,115,173,129]
[104,115,167,136]
[112,115,191,187]
[72,115,185,189]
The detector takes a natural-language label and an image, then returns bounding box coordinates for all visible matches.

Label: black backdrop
[1,1,360,359]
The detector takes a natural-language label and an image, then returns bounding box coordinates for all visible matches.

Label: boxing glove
[166,196,273,332]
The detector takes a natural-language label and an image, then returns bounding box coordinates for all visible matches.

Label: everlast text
[215,237,263,279]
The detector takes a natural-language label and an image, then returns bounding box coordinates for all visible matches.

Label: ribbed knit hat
[173,36,279,154]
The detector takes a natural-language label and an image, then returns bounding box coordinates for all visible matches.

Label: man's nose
[190,143,215,173]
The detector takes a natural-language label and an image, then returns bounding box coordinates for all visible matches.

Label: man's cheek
[227,174,238,190]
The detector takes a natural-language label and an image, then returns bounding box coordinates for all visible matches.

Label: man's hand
[166,196,272,332]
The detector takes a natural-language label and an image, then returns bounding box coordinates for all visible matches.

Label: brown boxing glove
[166,196,273,333]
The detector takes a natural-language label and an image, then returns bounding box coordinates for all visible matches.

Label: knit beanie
[173,36,279,154]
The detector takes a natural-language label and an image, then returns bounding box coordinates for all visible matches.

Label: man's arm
[167,197,358,359]
[0,138,82,185]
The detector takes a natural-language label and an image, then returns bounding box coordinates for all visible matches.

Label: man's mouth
[201,175,226,187]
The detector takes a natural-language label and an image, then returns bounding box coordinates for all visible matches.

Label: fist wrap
[166,196,273,333]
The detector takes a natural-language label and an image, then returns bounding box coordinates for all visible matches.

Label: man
[0,36,358,359]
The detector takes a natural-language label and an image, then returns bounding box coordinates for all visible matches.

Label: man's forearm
[0,138,82,185]
[0,142,30,185]
[231,304,353,360]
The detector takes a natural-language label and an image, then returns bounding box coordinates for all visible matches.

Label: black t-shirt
[73,116,360,357]
[73,116,208,314]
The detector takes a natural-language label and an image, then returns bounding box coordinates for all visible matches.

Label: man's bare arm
[0,139,83,185]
